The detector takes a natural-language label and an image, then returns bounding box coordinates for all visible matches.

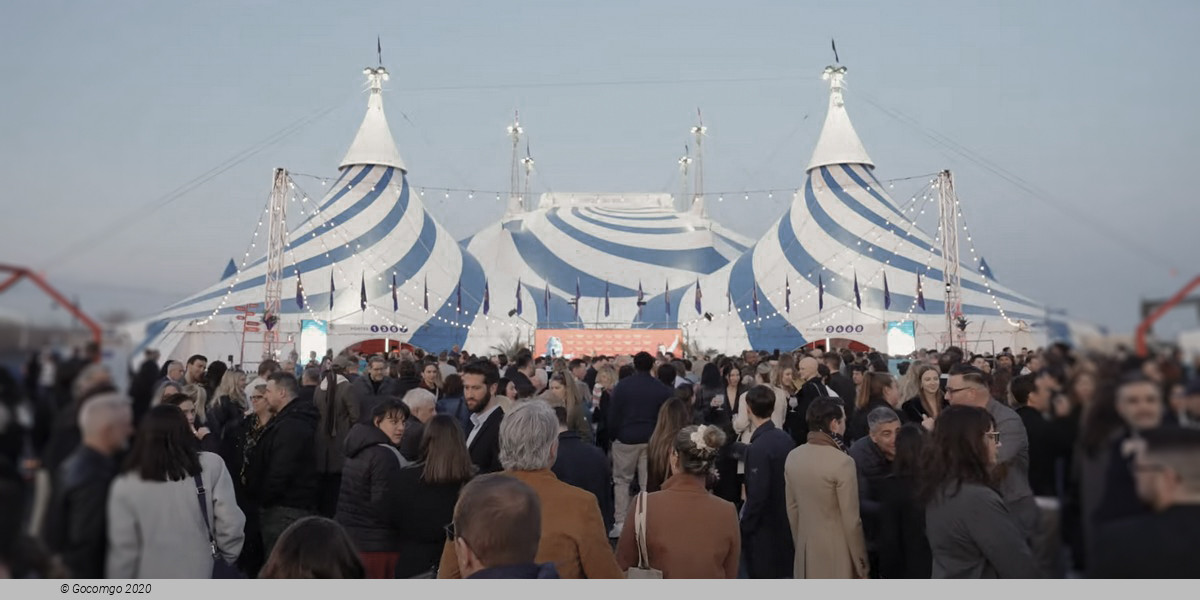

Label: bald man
[44,393,133,578]
[787,357,832,445]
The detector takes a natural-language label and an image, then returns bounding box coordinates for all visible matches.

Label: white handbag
[626,491,663,579]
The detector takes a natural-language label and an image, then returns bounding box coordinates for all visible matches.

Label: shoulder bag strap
[377,443,409,468]
[635,491,650,569]
[192,473,219,559]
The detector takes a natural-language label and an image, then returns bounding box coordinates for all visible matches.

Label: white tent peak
[339,66,408,172]
[806,65,874,172]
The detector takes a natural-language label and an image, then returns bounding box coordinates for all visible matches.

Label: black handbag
[193,473,245,579]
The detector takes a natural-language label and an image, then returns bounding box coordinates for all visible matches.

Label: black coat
[205,396,244,445]
[900,396,945,424]
[827,372,857,420]
[247,398,319,511]
[466,405,504,474]
[1015,405,1072,497]
[876,474,931,578]
[351,376,402,425]
[551,430,615,533]
[788,378,828,445]
[606,373,671,445]
[392,463,466,578]
[43,446,116,578]
[334,423,407,552]
[1088,505,1200,578]
[1093,434,1151,526]
[398,418,424,462]
[849,436,892,547]
[741,421,795,579]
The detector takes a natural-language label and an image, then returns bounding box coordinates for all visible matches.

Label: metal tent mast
[937,169,964,347]
[506,112,524,214]
[689,111,706,217]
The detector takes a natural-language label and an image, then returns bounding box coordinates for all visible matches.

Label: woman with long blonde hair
[209,370,248,441]
[901,363,944,427]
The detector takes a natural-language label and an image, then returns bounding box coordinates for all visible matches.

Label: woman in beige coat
[784,396,869,579]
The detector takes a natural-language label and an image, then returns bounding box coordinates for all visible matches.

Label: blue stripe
[815,170,1039,309]
[818,167,940,256]
[727,251,806,350]
[544,210,727,274]
[507,228,637,297]
[164,174,408,313]
[586,208,679,221]
[570,208,692,234]
[713,231,750,254]
[777,199,1044,322]
[840,164,910,224]
[300,165,373,226]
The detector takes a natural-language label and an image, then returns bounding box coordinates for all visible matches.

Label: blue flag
[726,287,731,311]
[979,257,997,282]
[391,273,398,311]
[544,283,550,318]
[456,282,462,313]
[818,273,824,311]
[423,275,428,311]
[604,280,610,317]
[853,272,862,309]
[883,272,891,310]
[574,278,581,319]
[694,278,702,314]
[917,272,926,311]
[785,276,791,313]
[329,270,335,311]
[483,280,490,315]
[360,273,367,312]
[637,280,644,318]
[295,272,304,310]
[752,284,759,316]
[665,280,671,317]
[515,278,523,316]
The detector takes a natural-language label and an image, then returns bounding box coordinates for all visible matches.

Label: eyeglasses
[946,386,981,396]
[984,430,1001,445]
[444,522,458,541]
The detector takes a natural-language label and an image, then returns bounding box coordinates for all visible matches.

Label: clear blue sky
[2,0,1198,337]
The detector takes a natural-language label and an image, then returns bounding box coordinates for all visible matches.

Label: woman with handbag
[106,404,246,578]
[616,424,740,578]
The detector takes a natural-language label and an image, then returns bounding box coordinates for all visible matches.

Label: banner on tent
[535,329,682,358]
[329,323,411,335]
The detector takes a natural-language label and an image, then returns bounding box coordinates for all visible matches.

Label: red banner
[534,329,682,358]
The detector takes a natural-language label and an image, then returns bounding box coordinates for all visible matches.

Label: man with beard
[463,360,505,474]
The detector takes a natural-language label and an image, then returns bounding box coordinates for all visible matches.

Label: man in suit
[1089,427,1200,578]
[741,385,796,578]
[550,404,614,533]
[823,353,856,407]
[606,351,671,538]
[463,360,505,474]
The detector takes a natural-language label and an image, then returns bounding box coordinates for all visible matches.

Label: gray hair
[78,392,131,437]
[499,400,559,471]
[301,366,321,384]
[402,388,436,412]
[72,364,111,401]
[867,406,901,432]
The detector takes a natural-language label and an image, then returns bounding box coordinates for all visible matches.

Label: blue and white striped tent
[130,67,485,364]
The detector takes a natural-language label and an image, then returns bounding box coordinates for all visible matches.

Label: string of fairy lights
[192,200,273,326]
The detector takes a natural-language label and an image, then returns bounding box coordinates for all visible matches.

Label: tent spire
[805,64,874,172]
[338,65,408,172]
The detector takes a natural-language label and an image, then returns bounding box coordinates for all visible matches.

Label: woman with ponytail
[845,372,904,443]
[615,424,740,578]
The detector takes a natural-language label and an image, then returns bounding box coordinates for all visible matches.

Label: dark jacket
[392,463,467,578]
[848,436,892,547]
[247,397,319,511]
[334,423,407,552]
[467,562,560,579]
[788,377,828,445]
[398,418,424,462]
[205,395,244,445]
[351,375,401,425]
[44,446,116,578]
[1015,405,1071,497]
[466,405,505,474]
[826,372,857,414]
[900,396,944,424]
[876,474,931,579]
[551,430,615,533]
[1088,505,1200,578]
[740,421,795,579]
[1093,434,1151,525]
[845,399,903,444]
[314,376,359,474]
[436,394,470,432]
[606,372,671,445]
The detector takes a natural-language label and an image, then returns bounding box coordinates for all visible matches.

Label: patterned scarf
[806,430,847,453]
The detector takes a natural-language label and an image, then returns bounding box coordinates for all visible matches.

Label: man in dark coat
[351,356,401,425]
[42,393,131,578]
[824,354,857,410]
[788,357,828,446]
[1088,427,1200,578]
[848,406,900,576]
[740,385,796,579]
[607,351,671,538]
[128,350,160,425]
[462,360,504,474]
[248,372,320,558]
[550,405,614,533]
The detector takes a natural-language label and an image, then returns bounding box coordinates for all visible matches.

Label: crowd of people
[0,340,1197,579]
